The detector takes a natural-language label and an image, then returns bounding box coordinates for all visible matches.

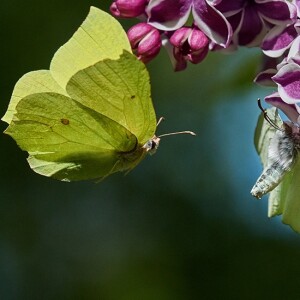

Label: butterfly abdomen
[251,161,291,199]
[251,126,298,199]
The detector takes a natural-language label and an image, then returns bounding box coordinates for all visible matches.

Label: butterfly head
[143,136,160,155]
[142,117,196,156]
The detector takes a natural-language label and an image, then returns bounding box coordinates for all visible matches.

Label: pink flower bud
[169,26,209,71]
[110,0,148,18]
[127,23,162,63]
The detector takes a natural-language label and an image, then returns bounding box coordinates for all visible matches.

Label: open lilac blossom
[146,0,232,47]
[261,35,300,103]
[259,32,300,116]
[254,55,281,86]
[261,22,299,57]
[215,0,297,47]
[265,93,300,123]
[286,33,300,64]
[255,68,278,87]
[272,62,300,104]
[168,25,209,71]
[261,0,300,58]
[127,23,162,63]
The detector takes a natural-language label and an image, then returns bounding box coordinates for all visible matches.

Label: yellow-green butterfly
[2,7,195,182]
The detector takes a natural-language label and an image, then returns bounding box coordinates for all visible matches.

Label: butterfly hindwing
[5,92,140,181]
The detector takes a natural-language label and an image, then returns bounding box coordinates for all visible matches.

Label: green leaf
[2,7,157,181]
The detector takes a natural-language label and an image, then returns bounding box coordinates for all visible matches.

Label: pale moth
[251,100,300,199]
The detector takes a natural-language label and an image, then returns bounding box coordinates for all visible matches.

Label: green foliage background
[1,1,300,299]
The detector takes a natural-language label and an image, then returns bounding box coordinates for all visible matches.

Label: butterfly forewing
[66,51,157,145]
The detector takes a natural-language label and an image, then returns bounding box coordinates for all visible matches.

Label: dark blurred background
[2,1,300,299]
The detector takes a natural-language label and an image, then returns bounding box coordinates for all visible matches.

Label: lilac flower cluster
[110,0,296,71]
[111,0,231,70]
[110,0,300,122]
[254,0,300,122]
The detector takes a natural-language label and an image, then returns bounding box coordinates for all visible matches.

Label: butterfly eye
[143,140,153,150]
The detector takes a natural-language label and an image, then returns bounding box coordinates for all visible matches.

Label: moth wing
[254,107,300,232]
[279,162,300,233]
[254,107,283,168]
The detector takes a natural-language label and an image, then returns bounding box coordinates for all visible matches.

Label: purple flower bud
[127,23,162,63]
[169,26,209,71]
[110,0,148,18]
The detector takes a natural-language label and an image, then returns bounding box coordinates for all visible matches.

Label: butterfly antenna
[257,99,282,131]
[158,131,196,138]
[157,117,165,127]
[156,117,196,137]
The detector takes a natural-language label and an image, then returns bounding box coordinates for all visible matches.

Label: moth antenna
[158,131,196,138]
[257,99,283,131]
[156,117,165,127]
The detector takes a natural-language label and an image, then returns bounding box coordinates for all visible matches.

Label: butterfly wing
[5,92,139,181]
[2,71,69,124]
[52,6,156,144]
[2,7,131,125]
[50,6,132,89]
[3,7,156,181]
[67,51,156,145]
